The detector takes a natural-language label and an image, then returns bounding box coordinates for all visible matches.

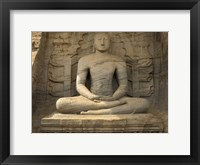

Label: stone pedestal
[41,113,164,133]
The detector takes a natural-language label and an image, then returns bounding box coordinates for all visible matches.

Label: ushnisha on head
[93,33,111,52]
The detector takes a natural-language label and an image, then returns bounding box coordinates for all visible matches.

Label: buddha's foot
[80,109,110,115]
[80,111,90,115]
[119,99,126,105]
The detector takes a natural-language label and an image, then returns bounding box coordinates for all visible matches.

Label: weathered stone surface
[32,32,42,65]
[41,113,164,133]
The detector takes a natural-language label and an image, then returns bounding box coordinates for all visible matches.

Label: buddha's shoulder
[79,54,96,62]
[111,55,125,62]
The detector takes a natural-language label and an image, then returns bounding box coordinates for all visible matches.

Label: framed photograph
[1,0,199,164]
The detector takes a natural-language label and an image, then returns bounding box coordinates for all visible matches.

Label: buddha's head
[93,33,110,52]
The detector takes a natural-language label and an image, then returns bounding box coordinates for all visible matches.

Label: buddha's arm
[76,59,99,100]
[112,61,128,99]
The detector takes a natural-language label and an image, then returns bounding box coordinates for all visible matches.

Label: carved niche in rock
[47,32,154,99]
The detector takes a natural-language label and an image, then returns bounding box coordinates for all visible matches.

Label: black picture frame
[0,0,199,164]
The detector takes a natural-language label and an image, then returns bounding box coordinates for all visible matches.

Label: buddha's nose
[100,39,105,46]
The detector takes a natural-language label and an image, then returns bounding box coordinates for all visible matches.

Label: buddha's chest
[89,61,116,78]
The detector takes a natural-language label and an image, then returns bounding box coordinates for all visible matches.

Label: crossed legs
[80,97,150,115]
[56,96,150,115]
[56,96,126,114]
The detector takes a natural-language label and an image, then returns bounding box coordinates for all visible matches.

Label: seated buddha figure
[56,33,150,115]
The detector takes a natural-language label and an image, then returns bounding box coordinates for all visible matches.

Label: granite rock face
[32,32,168,133]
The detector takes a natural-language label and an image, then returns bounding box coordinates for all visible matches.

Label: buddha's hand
[90,94,101,103]
[99,96,115,101]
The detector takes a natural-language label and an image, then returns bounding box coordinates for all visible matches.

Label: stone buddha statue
[56,33,150,115]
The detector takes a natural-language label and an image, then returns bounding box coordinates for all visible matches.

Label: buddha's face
[94,33,110,52]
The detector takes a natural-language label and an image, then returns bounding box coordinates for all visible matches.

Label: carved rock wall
[32,32,47,111]
[32,32,168,112]
[154,32,168,111]
[32,32,42,65]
